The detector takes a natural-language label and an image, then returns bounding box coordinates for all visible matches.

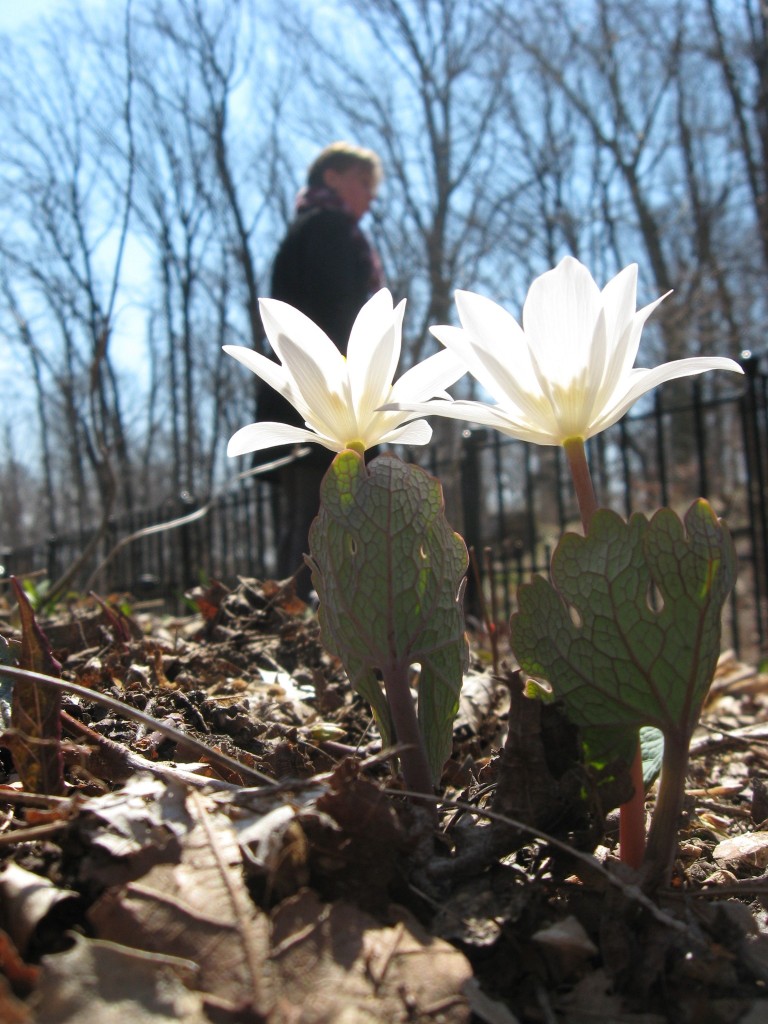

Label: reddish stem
[620,744,646,869]
[563,437,598,531]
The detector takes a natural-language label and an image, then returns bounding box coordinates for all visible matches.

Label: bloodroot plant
[227,258,743,887]
[224,289,468,801]
[388,255,743,884]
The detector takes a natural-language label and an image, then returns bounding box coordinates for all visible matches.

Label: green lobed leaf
[307,451,468,781]
[639,726,664,788]
[510,500,736,745]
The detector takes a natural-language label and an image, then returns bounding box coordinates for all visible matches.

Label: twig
[689,722,768,757]
[0,789,72,808]
[695,799,751,818]
[387,786,694,937]
[695,872,768,896]
[0,820,70,846]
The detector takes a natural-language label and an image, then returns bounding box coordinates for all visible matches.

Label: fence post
[46,536,58,585]
[178,490,200,591]
[739,351,768,655]
[460,428,487,618]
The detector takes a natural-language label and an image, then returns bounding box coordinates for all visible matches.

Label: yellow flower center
[562,435,586,450]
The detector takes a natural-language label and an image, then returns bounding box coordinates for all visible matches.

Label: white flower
[224,289,466,456]
[383,257,744,446]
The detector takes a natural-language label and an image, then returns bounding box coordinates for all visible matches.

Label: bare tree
[121,0,284,498]
[0,3,137,588]
[705,0,768,274]
[1,0,766,576]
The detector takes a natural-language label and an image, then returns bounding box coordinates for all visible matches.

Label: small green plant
[21,576,52,613]
[510,501,735,885]
[307,449,467,796]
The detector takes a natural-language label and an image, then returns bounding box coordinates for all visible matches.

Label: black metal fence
[3,352,767,663]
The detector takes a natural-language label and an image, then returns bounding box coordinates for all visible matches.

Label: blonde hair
[307,141,383,190]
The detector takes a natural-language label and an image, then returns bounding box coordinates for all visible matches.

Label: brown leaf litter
[1,577,768,1022]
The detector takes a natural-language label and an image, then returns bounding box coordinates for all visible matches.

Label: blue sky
[0,0,107,32]
[0,0,54,30]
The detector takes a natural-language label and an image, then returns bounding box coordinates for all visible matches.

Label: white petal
[431,321,539,415]
[453,291,542,388]
[462,334,560,431]
[390,349,467,403]
[223,345,292,397]
[348,294,402,422]
[590,357,744,437]
[599,291,669,407]
[277,333,356,441]
[522,257,602,381]
[379,419,433,446]
[227,421,329,457]
[454,289,526,351]
[577,308,609,425]
[347,290,399,383]
[600,264,638,342]
[384,398,514,429]
[390,398,563,445]
[259,297,343,370]
[429,324,482,371]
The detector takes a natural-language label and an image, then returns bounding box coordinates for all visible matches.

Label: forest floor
[1,576,768,1023]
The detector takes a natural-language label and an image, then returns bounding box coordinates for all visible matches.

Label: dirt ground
[2,576,768,1023]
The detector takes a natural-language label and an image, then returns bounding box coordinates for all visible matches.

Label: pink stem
[563,437,598,531]
[620,745,646,869]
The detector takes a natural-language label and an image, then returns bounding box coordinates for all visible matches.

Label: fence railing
[3,352,767,663]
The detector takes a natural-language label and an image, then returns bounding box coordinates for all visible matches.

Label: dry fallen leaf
[79,773,191,861]
[532,914,599,980]
[270,888,472,1024]
[713,831,768,870]
[28,933,208,1023]
[533,915,598,958]
[89,785,273,1017]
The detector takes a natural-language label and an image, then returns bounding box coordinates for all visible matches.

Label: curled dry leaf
[6,581,64,795]
[0,863,80,957]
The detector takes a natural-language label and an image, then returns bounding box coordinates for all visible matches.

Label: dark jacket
[257,205,379,429]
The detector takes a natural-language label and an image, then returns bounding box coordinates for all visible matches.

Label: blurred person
[259,141,384,598]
